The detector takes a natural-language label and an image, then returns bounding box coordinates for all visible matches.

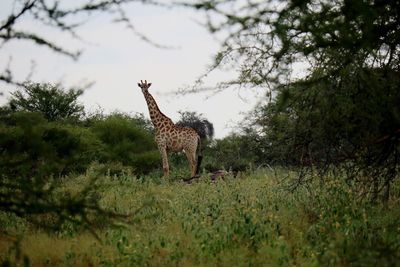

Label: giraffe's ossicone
[137,80,202,178]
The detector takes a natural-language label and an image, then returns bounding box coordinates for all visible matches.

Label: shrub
[203,134,258,173]
[0,111,101,179]
[90,114,160,175]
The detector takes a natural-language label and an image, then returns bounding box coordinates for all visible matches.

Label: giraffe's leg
[158,145,169,178]
[184,148,197,177]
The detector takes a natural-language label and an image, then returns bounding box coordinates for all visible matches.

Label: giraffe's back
[156,125,199,152]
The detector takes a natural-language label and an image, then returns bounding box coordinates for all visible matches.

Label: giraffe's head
[137,80,152,93]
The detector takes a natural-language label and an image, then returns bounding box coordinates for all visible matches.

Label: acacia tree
[187,0,399,90]
[187,0,400,200]
[9,82,85,121]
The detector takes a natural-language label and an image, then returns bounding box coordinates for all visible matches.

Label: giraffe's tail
[195,137,203,175]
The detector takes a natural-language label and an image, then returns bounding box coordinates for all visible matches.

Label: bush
[203,134,258,173]
[0,110,161,178]
[90,114,160,175]
[0,111,102,179]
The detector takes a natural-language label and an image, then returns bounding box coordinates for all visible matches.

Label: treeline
[0,82,260,180]
[1,83,161,180]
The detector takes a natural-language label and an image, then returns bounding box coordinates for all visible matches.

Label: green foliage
[1,170,399,266]
[187,0,400,201]
[0,111,101,179]
[299,176,400,266]
[9,83,85,122]
[90,113,160,175]
[0,109,160,256]
[203,133,259,173]
[0,108,160,179]
[249,67,400,199]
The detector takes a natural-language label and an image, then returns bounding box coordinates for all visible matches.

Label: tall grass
[1,169,399,266]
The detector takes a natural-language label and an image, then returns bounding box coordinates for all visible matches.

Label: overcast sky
[0,1,264,138]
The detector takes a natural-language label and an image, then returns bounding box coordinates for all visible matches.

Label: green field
[1,169,399,266]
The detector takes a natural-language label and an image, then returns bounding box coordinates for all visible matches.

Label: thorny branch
[0,0,169,86]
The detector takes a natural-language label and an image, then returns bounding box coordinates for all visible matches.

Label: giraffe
[137,80,202,178]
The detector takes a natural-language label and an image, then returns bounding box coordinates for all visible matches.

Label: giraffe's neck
[142,91,173,129]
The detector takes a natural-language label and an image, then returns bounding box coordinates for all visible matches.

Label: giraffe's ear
[148,83,152,87]
[137,83,141,87]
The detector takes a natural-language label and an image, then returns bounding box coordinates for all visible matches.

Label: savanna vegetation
[1,0,399,266]
[2,169,399,266]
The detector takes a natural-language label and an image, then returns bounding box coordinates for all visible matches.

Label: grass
[1,169,400,266]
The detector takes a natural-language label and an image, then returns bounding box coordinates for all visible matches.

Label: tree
[176,111,214,141]
[188,0,400,200]
[249,67,400,199]
[9,82,85,121]
[188,0,399,91]
[0,111,103,179]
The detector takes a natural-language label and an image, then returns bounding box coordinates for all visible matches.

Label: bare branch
[0,30,81,59]
[0,0,38,32]
[114,6,178,49]
[0,0,174,86]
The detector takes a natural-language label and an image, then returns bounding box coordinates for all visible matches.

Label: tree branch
[1,30,81,59]
[0,0,38,32]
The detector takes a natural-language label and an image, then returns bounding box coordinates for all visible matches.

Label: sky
[0,1,264,138]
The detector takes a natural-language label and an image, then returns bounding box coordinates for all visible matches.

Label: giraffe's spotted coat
[138,80,201,178]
